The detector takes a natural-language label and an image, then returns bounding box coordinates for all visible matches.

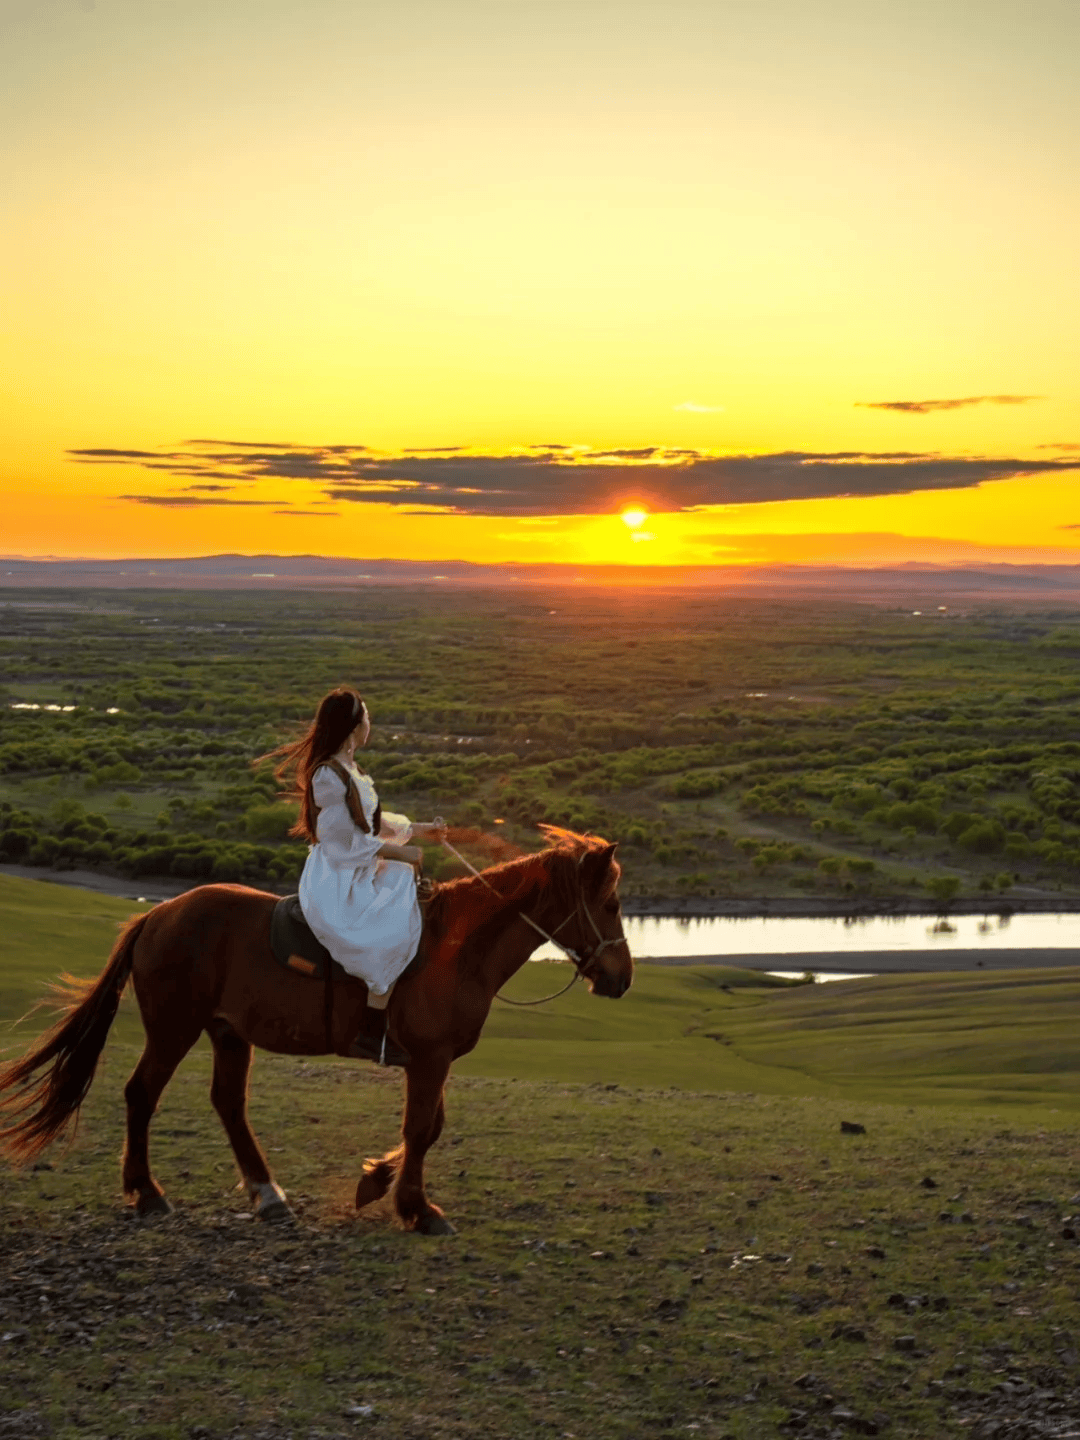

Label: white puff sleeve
[310,766,384,867]
[377,810,413,845]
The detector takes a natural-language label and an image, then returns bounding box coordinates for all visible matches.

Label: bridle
[436,834,625,1006]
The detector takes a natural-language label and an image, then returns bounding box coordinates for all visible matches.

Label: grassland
[2,874,1079,1439]
[6,586,1080,907]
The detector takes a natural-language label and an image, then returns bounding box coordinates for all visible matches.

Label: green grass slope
[3,874,1080,1439]
[2,874,1079,1117]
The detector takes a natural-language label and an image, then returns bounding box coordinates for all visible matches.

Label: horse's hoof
[136,1193,172,1218]
[416,1210,456,1236]
[255,1198,294,1224]
[355,1174,384,1211]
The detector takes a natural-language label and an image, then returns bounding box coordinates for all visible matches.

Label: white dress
[297,756,422,995]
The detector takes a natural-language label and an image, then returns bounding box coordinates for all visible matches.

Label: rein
[435,829,611,1007]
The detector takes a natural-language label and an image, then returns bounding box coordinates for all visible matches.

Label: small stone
[921,1176,938,1189]
[344,1402,376,1418]
[894,1335,917,1352]
[865,1245,887,1259]
[835,1325,866,1342]
[961,1212,975,1224]
[806,1262,825,1276]
[840,1120,866,1134]
[938,1211,956,1224]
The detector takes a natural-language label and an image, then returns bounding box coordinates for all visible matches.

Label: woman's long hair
[257,688,365,842]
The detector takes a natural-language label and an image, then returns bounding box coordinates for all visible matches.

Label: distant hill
[1,553,1079,603]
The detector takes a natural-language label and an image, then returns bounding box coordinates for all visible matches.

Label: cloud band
[71,441,1078,516]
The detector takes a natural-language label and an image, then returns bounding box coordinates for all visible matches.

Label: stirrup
[348,1015,411,1068]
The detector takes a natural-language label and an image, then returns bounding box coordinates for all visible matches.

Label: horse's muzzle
[588,966,633,999]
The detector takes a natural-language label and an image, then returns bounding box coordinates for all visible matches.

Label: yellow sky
[2,0,1077,565]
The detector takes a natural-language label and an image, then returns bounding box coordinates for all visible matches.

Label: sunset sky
[3,0,1077,567]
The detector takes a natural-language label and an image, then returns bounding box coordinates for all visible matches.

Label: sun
[621,508,648,529]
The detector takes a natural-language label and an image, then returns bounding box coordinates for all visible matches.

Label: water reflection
[534,911,1080,962]
[620,911,1080,958]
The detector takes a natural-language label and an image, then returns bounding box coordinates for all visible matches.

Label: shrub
[245,802,300,841]
[956,820,1005,855]
[0,826,33,859]
[925,875,961,905]
[940,811,978,841]
[97,761,142,785]
[886,800,938,832]
[672,772,724,798]
[831,784,884,815]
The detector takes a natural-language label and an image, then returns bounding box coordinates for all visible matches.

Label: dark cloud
[119,494,287,507]
[309,450,1077,514]
[183,438,309,449]
[81,439,1079,517]
[70,447,170,459]
[857,395,1041,414]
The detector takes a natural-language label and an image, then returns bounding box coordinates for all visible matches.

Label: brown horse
[0,830,631,1234]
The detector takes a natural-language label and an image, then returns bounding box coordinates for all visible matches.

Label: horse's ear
[580,842,618,888]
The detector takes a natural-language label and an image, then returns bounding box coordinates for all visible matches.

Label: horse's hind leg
[207,1019,292,1222]
[122,1023,202,1216]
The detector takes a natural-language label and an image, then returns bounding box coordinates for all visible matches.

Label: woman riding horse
[0,704,633,1232]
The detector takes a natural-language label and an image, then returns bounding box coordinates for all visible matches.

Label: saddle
[269,892,432,982]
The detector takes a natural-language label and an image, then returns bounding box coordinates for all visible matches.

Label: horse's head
[544,831,633,999]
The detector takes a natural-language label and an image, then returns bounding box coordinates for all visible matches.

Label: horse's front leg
[393,1053,454,1235]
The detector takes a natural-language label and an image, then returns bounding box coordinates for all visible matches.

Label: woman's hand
[412,819,448,843]
[377,842,424,876]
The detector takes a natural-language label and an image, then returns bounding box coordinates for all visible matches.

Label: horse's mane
[423,828,619,952]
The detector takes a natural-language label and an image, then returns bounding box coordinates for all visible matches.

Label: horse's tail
[0,910,149,1164]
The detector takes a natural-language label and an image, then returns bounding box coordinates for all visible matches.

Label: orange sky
[2,1,1077,566]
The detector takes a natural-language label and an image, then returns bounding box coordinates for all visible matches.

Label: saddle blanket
[269,894,349,982]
